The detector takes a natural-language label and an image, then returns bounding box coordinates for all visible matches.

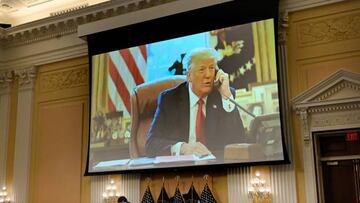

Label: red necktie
[196,99,205,144]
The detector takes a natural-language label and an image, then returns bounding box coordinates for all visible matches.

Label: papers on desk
[92,154,216,171]
[154,154,216,164]
[94,159,130,168]
[128,157,155,166]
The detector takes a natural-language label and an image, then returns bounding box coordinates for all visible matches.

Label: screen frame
[85,0,290,176]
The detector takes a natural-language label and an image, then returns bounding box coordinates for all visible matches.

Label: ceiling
[0,0,109,26]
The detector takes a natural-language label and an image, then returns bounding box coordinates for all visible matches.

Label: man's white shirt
[170,85,235,155]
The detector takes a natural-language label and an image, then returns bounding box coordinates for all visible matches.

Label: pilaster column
[0,71,14,187]
[296,108,318,203]
[269,11,298,203]
[12,67,36,203]
[119,173,140,203]
[227,167,251,203]
[91,176,108,203]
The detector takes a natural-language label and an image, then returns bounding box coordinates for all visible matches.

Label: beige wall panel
[300,54,360,88]
[287,1,360,202]
[30,56,90,203]
[33,101,84,203]
[37,57,89,103]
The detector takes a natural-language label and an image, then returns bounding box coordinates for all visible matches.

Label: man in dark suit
[146,47,245,159]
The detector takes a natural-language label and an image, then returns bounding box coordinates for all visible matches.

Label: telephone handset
[213,69,222,89]
[213,69,257,118]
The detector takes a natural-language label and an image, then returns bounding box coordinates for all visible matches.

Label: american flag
[107,45,147,115]
[200,184,217,203]
[141,186,155,203]
[183,184,200,203]
[157,185,170,203]
[172,187,185,203]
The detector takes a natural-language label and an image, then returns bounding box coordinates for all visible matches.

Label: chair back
[129,75,186,157]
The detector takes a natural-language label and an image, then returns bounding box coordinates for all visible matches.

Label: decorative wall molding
[39,66,88,92]
[293,69,360,108]
[12,73,36,203]
[14,67,37,90]
[278,11,289,45]
[0,0,231,74]
[309,102,360,113]
[50,3,90,17]
[298,12,360,47]
[298,108,310,142]
[312,80,360,102]
[311,107,360,128]
[0,70,14,91]
[0,0,177,47]
[278,0,350,46]
[2,38,88,71]
[279,0,345,12]
[293,69,360,203]
[0,0,347,48]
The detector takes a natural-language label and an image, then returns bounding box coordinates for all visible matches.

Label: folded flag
[200,183,217,203]
[141,186,155,203]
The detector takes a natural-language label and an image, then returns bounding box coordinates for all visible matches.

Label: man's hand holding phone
[214,69,232,99]
[180,142,211,157]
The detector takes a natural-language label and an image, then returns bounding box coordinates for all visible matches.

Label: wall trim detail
[293,69,360,203]
[309,102,360,113]
[0,71,14,92]
[0,0,345,48]
[280,0,345,12]
[0,0,176,47]
[14,67,37,90]
[297,12,360,47]
[39,66,88,92]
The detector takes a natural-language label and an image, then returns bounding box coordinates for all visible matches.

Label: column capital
[0,70,14,94]
[14,67,37,91]
[278,11,289,45]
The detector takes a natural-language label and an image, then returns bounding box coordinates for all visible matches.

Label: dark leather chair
[129,76,186,158]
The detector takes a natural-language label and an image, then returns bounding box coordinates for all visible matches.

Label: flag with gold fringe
[157,185,170,203]
[200,183,217,203]
[171,187,185,203]
[183,183,200,203]
[141,186,155,203]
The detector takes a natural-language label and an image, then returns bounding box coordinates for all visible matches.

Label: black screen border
[85,0,290,176]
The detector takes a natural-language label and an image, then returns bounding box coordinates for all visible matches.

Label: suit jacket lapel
[205,90,219,140]
[177,82,190,141]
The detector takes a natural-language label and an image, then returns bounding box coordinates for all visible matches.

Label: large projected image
[89,19,284,173]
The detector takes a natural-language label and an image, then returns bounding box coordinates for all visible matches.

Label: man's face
[187,58,217,98]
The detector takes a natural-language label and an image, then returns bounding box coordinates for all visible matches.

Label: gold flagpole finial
[175,175,180,187]
[145,177,151,187]
[203,174,209,183]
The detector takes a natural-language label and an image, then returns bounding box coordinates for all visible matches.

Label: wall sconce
[0,187,11,203]
[102,179,120,202]
[248,171,271,202]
